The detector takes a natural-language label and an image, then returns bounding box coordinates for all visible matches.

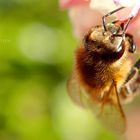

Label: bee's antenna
[102,7,125,31]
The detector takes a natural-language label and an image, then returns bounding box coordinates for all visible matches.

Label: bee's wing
[95,82,126,133]
[68,74,126,133]
[67,73,90,108]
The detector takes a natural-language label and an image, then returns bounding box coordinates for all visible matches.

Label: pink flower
[59,0,140,50]
[59,0,103,38]
[59,0,89,9]
[59,0,106,38]
[113,0,140,18]
[68,4,103,38]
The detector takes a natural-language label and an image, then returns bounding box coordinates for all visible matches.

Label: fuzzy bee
[68,7,140,133]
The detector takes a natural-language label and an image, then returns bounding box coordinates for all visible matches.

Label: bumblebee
[68,7,140,133]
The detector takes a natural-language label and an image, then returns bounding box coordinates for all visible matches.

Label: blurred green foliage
[0,0,123,140]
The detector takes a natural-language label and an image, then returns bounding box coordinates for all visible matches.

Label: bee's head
[83,25,125,61]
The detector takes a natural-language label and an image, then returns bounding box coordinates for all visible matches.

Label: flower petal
[69,4,103,38]
[113,0,140,18]
[59,0,89,9]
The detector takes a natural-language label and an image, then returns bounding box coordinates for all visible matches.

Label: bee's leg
[122,16,133,32]
[112,16,133,37]
[126,58,140,83]
[111,17,134,52]
[120,59,140,104]
[102,7,125,31]
[125,33,136,53]
[120,68,139,104]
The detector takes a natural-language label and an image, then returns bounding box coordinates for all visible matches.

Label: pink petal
[59,0,89,9]
[125,4,140,19]
[69,4,103,38]
[115,7,140,30]
[113,0,140,18]
[114,0,139,7]
[113,0,121,6]
[116,7,133,21]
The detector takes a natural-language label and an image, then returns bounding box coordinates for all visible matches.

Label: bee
[67,7,140,133]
